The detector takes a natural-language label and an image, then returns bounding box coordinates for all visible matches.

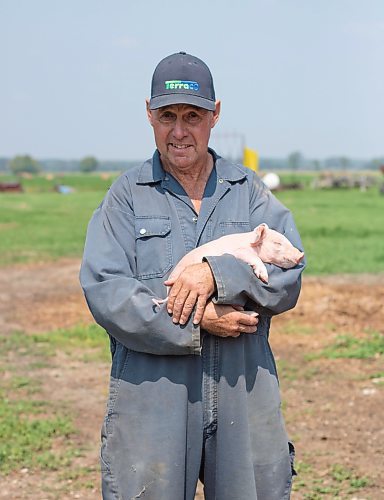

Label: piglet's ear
[251,223,268,245]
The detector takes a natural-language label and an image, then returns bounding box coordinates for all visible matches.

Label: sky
[1,0,383,161]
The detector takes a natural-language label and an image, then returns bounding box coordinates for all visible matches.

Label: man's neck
[163,152,214,213]
[163,152,213,184]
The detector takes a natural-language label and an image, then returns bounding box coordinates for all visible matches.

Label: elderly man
[80,51,305,500]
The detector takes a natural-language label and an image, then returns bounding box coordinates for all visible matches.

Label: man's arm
[79,180,201,356]
[204,176,305,316]
[200,302,259,337]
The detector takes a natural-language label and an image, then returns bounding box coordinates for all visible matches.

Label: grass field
[0,323,106,487]
[1,171,383,498]
[1,172,383,273]
[278,188,384,274]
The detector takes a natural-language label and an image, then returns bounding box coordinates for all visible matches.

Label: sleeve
[204,175,306,316]
[79,179,201,356]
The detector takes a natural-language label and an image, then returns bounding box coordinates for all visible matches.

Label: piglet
[152,223,304,307]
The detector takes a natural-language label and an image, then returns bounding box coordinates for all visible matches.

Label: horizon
[2,1,383,160]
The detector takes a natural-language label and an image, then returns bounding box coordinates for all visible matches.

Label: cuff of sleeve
[191,321,202,355]
[204,254,249,307]
[203,255,226,302]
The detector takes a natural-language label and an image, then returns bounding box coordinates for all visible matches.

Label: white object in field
[262,172,280,191]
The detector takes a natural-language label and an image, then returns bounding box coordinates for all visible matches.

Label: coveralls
[80,149,305,500]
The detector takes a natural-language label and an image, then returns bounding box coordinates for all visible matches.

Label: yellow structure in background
[242,147,259,172]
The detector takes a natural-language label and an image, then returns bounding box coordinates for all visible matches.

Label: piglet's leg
[251,261,269,283]
[233,248,269,283]
[152,297,168,307]
[152,285,171,307]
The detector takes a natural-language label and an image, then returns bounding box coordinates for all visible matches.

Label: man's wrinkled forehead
[155,103,209,114]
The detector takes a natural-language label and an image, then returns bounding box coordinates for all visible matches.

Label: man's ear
[211,100,221,128]
[146,99,154,126]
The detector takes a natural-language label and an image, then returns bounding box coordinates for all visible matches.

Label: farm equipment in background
[311,172,377,191]
[0,182,23,193]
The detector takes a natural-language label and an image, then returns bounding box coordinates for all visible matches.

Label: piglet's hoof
[152,297,167,307]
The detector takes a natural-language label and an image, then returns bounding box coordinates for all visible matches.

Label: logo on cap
[165,80,200,91]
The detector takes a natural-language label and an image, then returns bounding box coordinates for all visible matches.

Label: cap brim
[149,93,216,111]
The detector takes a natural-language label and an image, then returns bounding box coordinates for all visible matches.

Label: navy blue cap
[149,52,216,111]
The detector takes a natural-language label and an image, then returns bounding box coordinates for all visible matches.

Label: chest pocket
[219,221,251,236]
[134,216,172,279]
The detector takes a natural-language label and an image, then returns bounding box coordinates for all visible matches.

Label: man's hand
[201,302,259,338]
[164,262,215,325]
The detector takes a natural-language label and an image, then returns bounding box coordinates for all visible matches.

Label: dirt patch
[0,259,93,335]
[271,274,384,499]
[0,261,383,498]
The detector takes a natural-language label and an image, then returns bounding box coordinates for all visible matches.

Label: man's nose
[172,119,188,140]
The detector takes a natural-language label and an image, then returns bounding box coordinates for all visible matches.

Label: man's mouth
[169,143,191,149]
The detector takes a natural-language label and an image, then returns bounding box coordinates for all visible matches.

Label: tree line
[6,155,99,175]
[1,152,384,175]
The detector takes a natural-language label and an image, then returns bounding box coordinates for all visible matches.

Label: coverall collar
[136,148,247,185]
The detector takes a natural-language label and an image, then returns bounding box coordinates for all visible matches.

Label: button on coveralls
[80,149,305,500]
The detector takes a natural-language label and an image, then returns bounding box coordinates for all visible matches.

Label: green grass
[309,330,384,360]
[1,173,384,274]
[31,323,110,361]
[0,323,108,474]
[0,192,105,264]
[0,324,109,362]
[276,187,384,274]
[0,353,74,473]
[0,395,74,473]
[293,461,371,498]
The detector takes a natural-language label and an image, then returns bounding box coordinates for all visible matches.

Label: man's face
[146,102,220,172]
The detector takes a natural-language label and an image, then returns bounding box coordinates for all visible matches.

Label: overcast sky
[1,0,383,161]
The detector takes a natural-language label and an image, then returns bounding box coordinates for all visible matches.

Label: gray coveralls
[80,149,305,500]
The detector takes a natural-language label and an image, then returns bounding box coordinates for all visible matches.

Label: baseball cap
[149,52,216,111]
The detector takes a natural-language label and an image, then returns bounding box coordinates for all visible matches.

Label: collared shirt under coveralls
[80,149,305,500]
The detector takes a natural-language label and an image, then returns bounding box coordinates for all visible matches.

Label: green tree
[287,151,303,171]
[339,156,350,169]
[9,155,41,175]
[367,157,384,171]
[312,159,321,171]
[79,156,98,173]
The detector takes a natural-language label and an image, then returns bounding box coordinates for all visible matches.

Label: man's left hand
[164,262,216,326]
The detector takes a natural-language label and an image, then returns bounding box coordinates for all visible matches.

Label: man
[80,51,305,500]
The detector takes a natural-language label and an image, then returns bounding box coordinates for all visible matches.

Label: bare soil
[0,260,383,499]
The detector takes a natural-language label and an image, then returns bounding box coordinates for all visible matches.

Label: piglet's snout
[283,249,304,267]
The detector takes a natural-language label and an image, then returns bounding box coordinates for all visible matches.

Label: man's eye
[159,112,175,122]
[186,112,200,122]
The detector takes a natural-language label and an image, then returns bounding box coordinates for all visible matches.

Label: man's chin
[168,153,196,169]
[168,147,193,160]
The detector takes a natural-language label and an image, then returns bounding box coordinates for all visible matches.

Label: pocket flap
[135,217,171,239]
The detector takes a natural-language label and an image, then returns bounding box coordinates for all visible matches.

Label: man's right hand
[200,302,259,338]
